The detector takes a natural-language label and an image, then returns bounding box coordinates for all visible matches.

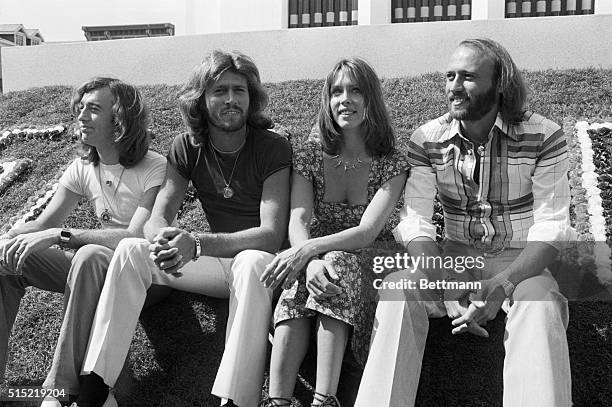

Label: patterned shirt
[393,112,574,250]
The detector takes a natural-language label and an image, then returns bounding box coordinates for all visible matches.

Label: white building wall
[595,0,612,14]
[359,0,392,25]
[219,0,288,32]
[1,15,611,92]
[184,0,287,34]
[185,0,221,34]
[471,0,506,20]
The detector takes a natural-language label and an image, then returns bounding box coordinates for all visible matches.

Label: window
[289,0,359,28]
[392,0,471,23]
[505,0,594,17]
[15,33,25,46]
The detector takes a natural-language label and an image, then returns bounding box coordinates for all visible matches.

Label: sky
[0,0,189,42]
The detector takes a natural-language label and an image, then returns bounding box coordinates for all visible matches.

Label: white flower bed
[575,121,612,285]
[0,125,66,149]
[11,183,59,229]
[0,159,32,193]
[0,124,69,234]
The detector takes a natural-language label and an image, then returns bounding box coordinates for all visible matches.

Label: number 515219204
[1,386,68,402]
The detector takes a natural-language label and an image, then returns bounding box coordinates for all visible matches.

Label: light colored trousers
[42,245,170,394]
[355,249,572,407]
[78,238,274,407]
[0,245,111,385]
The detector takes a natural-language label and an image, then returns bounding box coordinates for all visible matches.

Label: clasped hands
[445,277,507,338]
[149,227,196,275]
[260,244,341,299]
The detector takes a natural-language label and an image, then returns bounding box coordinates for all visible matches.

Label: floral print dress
[274,139,410,365]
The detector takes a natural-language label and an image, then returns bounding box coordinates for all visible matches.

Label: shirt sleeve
[380,148,410,185]
[393,129,438,244]
[260,132,292,180]
[293,140,316,181]
[142,153,168,192]
[527,124,576,247]
[166,133,193,180]
[58,158,86,196]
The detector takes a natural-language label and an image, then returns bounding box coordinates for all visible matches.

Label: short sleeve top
[59,151,166,229]
[167,127,292,233]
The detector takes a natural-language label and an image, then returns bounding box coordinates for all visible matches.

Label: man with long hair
[68,50,291,407]
[0,78,167,404]
[356,38,573,407]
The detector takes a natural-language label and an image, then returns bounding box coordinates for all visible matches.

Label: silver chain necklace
[210,140,244,199]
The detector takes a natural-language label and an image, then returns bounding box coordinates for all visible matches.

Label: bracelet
[191,233,201,262]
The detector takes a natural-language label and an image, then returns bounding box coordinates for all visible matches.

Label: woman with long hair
[260,57,409,406]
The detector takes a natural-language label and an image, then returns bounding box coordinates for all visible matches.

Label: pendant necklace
[330,154,364,171]
[469,135,488,157]
[210,138,245,199]
[97,164,126,224]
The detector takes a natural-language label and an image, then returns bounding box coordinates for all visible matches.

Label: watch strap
[59,229,72,247]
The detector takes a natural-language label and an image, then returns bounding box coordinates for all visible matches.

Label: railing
[288,0,359,28]
[505,0,595,17]
[391,0,472,23]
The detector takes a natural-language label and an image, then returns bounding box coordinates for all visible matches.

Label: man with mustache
[46,50,291,407]
[355,38,573,407]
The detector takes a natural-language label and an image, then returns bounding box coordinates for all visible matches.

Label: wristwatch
[500,279,515,297]
[59,229,72,248]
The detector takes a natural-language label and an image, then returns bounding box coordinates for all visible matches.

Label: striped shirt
[393,112,574,250]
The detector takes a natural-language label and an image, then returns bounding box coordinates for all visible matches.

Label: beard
[448,85,498,121]
[208,109,247,133]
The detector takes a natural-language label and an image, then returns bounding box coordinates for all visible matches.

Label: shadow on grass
[292,313,506,407]
[297,301,612,407]
[320,314,506,407]
[567,302,612,407]
[3,289,610,406]
[115,291,229,407]
[415,315,505,407]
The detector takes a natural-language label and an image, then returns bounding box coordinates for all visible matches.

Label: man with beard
[354,38,573,407]
[48,50,291,407]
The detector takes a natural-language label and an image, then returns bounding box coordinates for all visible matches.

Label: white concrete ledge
[1,14,610,92]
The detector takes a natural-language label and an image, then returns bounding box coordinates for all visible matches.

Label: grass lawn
[0,68,611,407]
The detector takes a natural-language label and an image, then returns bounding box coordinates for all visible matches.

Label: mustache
[448,91,468,99]
[221,105,243,113]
